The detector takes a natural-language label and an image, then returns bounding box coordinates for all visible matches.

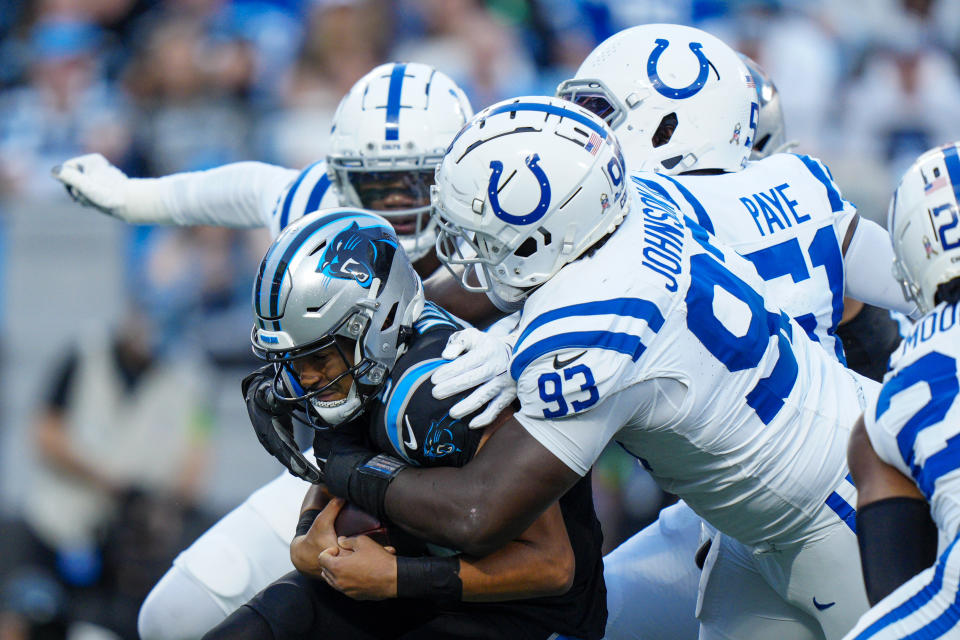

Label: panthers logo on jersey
[422,414,464,460]
[317,221,398,288]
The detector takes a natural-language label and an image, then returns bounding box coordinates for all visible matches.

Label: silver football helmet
[327,62,474,262]
[739,54,795,159]
[889,143,960,314]
[252,208,424,427]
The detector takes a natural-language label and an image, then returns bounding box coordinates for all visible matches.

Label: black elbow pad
[856,497,938,606]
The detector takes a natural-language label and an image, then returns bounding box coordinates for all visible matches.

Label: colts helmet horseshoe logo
[647,38,713,100]
[487,153,552,225]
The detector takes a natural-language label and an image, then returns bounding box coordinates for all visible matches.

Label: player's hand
[317,535,398,600]
[242,366,323,484]
[51,153,132,218]
[291,497,344,576]
[431,328,517,428]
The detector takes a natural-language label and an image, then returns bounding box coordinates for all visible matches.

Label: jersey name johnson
[512,187,872,546]
[634,153,854,362]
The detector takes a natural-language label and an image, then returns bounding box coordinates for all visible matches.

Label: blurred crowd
[2,0,960,637]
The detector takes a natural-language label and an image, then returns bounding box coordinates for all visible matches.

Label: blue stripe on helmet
[260,211,374,320]
[484,102,609,138]
[941,144,960,206]
[385,63,407,141]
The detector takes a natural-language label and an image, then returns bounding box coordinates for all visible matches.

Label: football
[334,502,390,547]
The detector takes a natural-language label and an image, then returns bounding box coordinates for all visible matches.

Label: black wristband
[326,447,407,521]
[324,449,374,499]
[857,496,937,606]
[396,556,462,602]
[351,454,407,520]
[295,509,322,537]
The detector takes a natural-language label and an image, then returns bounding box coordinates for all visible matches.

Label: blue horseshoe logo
[487,154,551,225]
[647,39,711,99]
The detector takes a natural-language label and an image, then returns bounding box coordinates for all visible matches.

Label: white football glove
[51,153,164,223]
[431,328,517,429]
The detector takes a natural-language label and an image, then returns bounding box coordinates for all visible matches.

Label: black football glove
[241,366,323,484]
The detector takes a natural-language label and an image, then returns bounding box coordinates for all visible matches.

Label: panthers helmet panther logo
[318,222,398,288]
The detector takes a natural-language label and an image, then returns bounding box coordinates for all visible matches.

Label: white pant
[842,534,960,639]
[700,523,868,640]
[603,501,703,640]
[603,498,869,640]
[138,470,308,640]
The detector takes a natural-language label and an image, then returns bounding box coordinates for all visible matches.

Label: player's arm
[423,265,501,326]
[456,497,574,601]
[342,416,580,557]
[848,415,937,605]
[290,484,341,576]
[326,342,634,556]
[841,213,919,316]
[317,496,574,601]
[319,416,576,601]
[52,153,297,228]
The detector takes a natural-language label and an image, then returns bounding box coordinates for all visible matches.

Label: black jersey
[314,301,607,640]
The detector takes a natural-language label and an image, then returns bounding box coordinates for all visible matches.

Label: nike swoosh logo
[402,415,418,451]
[812,597,835,611]
[553,351,587,370]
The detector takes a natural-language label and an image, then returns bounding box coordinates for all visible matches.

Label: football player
[551,24,917,640]
[320,95,883,640]
[202,208,606,640]
[843,144,960,639]
[51,63,508,640]
[52,61,469,279]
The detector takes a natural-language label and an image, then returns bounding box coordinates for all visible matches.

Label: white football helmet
[252,208,424,427]
[739,54,794,159]
[889,143,960,315]
[328,62,473,262]
[432,96,629,311]
[556,24,757,173]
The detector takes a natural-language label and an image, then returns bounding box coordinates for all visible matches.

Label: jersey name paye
[512,179,874,547]
[633,153,856,362]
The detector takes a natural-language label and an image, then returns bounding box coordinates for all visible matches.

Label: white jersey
[864,300,960,541]
[266,160,340,238]
[512,179,876,548]
[633,153,857,362]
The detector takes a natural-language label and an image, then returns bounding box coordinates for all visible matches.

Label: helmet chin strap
[311,383,362,425]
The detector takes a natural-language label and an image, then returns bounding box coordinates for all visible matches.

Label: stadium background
[1,0,959,637]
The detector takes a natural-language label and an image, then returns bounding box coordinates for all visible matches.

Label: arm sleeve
[844,216,919,316]
[127,162,298,228]
[856,497,937,605]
